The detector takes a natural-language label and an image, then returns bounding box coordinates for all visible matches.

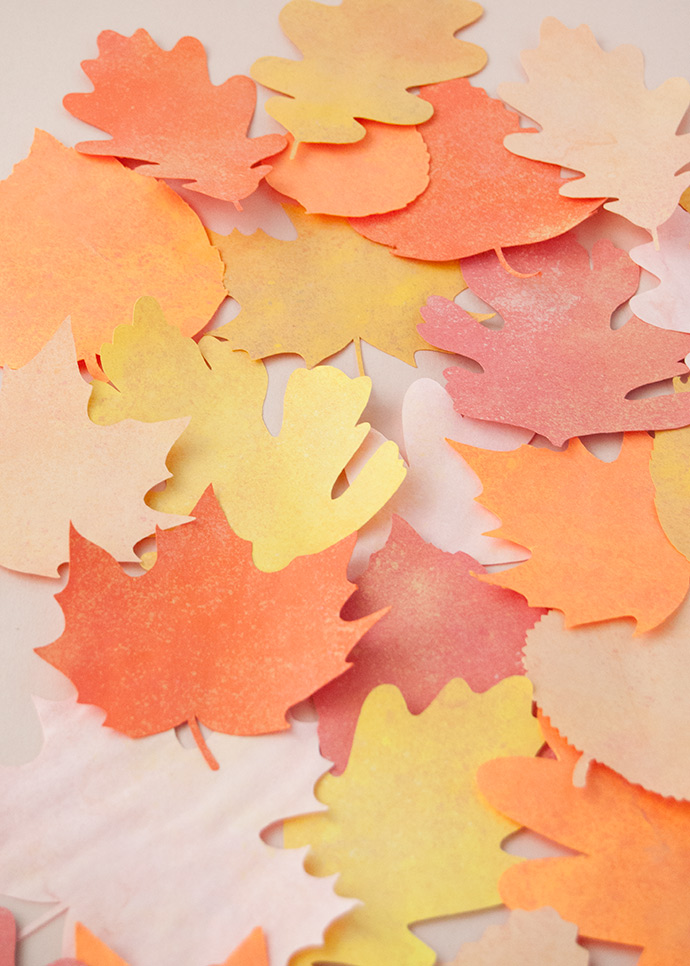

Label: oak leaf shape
[314,516,544,773]
[630,206,690,332]
[64,30,286,207]
[419,235,690,444]
[74,923,269,966]
[450,433,690,632]
[478,716,690,966]
[89,298,406,571]
[210,205,464,367]
[0,697,352,966]
[350,80,601,261]
[0,130,224,376]
[251,0,487,144]
[284,677,542,966]
[650,378,690,560]
[498,17,690,238]
[37,488,383,758]
[0,318,188,577]
[448,907,588,966]
[0,906,83,966]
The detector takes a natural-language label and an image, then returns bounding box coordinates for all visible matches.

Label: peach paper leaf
[478,717,690,966]
[251,0,486,144]
[419,235,690,444]
[64,30,286,206]
[630,206,690,332]
[448,907,588,965]
[350,80,601,261]
[285,677,542,966]
[650,379,690,561]
[74,923,269,966]
[450,433,690,632]
[0,697,351,966]
[0,131,224,375]
[498,18,690,236]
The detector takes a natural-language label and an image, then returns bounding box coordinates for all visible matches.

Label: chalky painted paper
[74,923,269,966]
[448,908,588,966]
[630,206,690,332]
[650,381,690,561]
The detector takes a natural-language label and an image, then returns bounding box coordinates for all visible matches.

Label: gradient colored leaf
[448,908,588,966]
[650,378,690,560]
[630,206,690,332]
[74,923,269,966]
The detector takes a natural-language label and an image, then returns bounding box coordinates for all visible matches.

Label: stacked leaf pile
[3,3,690,965]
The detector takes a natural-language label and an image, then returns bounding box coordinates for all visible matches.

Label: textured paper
[479,717,690,966]
[0,131,224,375]
[65,30,286,207]
[630,206,690,332]
[251,0,486,144]
[350,80,601,261]
[451,433,690,632]
[285,677,541,966]
[210,206,464,367]
[449,908,588,966]
[650,380,690,561]
[420,236,690,444]
[74,924,269,966]
[266,121,429,216]
[0,697,351,966]
[498,17,690,237]
[0,319,188,577]
[314,517,545,773]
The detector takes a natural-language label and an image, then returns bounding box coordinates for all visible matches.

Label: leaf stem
[188,716,219,771]
[354,336,365,377]
[494,246,540,278]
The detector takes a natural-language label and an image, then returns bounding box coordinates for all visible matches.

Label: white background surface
[2,0,689,962]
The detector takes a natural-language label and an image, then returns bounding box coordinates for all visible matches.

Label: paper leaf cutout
[451,433,690,632]
[285,677,542,966]
[0,131,224,375]
[90,299,405,571]
[314,517,544,773]
[350,80,601,261]
[38,488,383,752]
[0,319,188,577]
[0,697,351,966]
[650,381,690,561]
[630,206,690,332]
[478,717,690,966]
[265,121,429,216]
[0,906,83,966]
[64,30,286,206]
[525,591,690,800]
[448,907,588,966]
[74,923,269,966]
[419,236,690,444]
[251,0,487,144]
[498,18,690,236]
[210,206,464,366]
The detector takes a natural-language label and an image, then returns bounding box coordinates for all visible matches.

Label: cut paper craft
[448,907,588,965]
[251,0,487,144]
[681,186,690,213]
[284,677,542,966]
[65,30,286,207]
[651,381,690,561]
[0,130,224,375]
[90,299,405,571]
[38,489,383,761]
[0,319,188,578]
[498,18,690,238]
[350,80,601,261]
[0,697,352,966]
[210,206,465,369]
[419,236,690,444]
[314,516,545,773]
[478,716,690,966]
[74,923,269,966]
[524,594,690,800]
[630,206,690,332]
[450,433,690,632]
[265,121,429,216]
[0,906,83,966]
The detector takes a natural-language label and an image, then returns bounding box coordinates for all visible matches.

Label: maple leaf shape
[650,379,690,561]
[524,596,690,800]
[64,30,286,207]
[448,907,588,966]
[450,433,690,632]
[74,922,269,966]
[251,0,486,144]
[89,298,406,571]
[285,677,542,966]
[0,906,83,966]
[0,697,352,966]
[37,488,383,762]
[419,235,690,444]
[478,716,690,966]
[314,516,544,773]
[0,319,188,577]
[630,206,690,332]
[0,131,224,376]
[498,18,690,237]
[210,205,464,368]
[350,80,601,261]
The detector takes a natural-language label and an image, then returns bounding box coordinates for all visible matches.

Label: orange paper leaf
[74,923,269,966]
[64,30,287,207]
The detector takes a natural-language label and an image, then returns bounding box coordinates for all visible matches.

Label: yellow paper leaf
[284,677,542,966]
[210,206,465,368]
[251,0,486,144]
[90,298,406,571]
[651,377,690,561]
